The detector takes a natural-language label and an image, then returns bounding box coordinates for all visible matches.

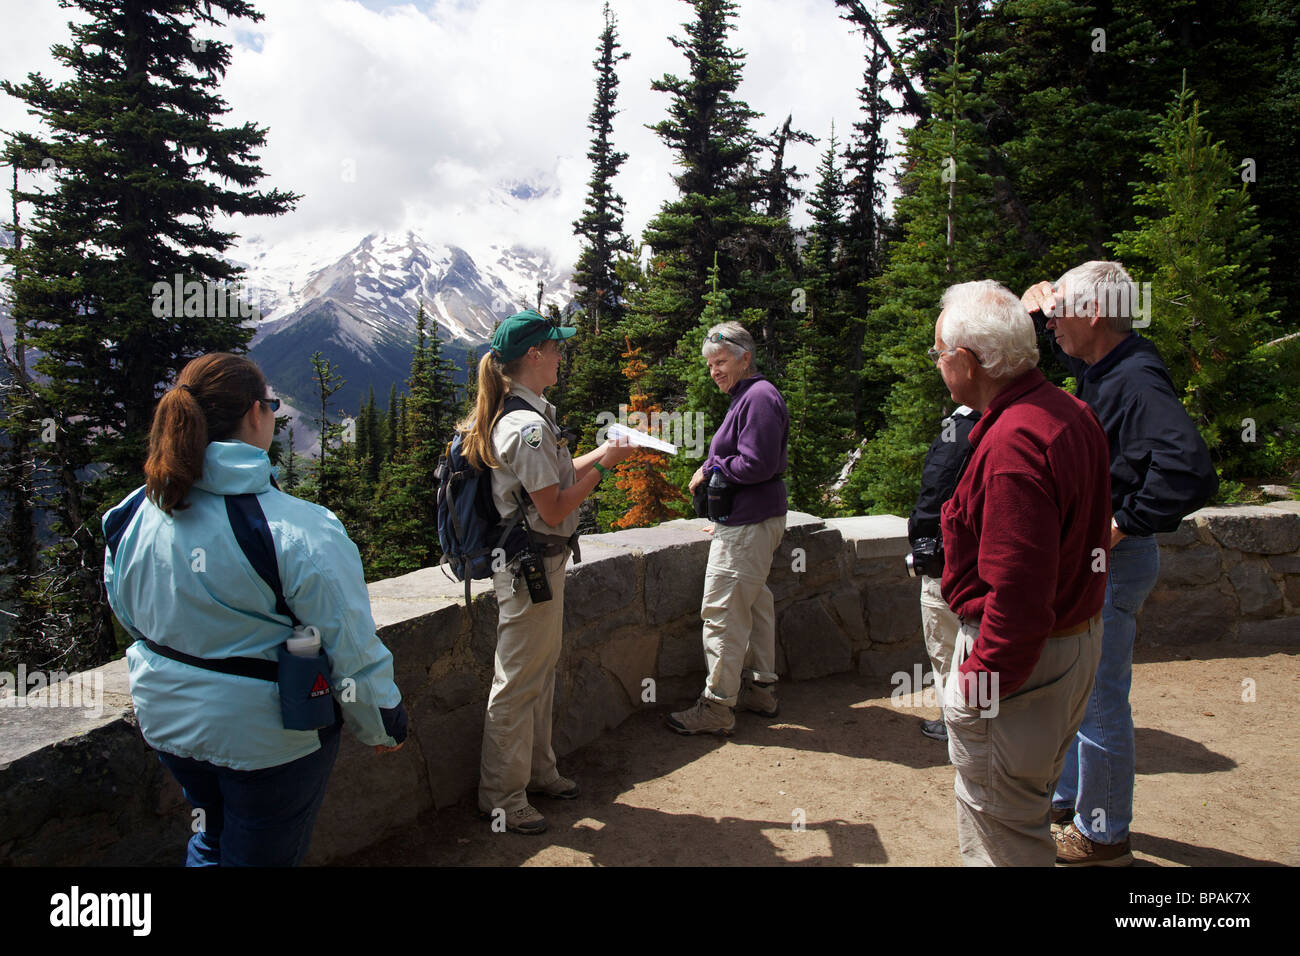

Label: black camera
[905,537,945,578]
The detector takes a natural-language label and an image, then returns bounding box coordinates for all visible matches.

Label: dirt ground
[340,642,1298,866]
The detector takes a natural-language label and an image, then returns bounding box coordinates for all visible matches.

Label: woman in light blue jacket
[103,353,407,866]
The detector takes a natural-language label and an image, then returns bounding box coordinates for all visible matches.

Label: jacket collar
[1081,333,1141,385]
[728,374,767,398]
[508,382,556,423]
[192,441,274,496]
[967,368,1048,449]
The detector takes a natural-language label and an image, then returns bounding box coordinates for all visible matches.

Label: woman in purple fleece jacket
[668,321,789,736]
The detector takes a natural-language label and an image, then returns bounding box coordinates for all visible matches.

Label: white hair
[940,280,1039,380]
[701,320,757,371]
[1057,260,1138,332]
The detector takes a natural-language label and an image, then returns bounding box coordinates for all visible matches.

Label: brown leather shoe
[1050,805,1073,837]
[1054,822,1133,866]
[667,696,735,736]
[528,775,580,800]
[738,680,779,718]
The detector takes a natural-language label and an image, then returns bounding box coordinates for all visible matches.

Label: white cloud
[1,0,899,272]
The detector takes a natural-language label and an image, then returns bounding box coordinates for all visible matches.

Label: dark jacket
[908,405,980,551]
[1032,312,1219,536]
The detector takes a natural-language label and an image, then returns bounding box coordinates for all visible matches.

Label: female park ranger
[103,353,407,866]
[457,310,634,835]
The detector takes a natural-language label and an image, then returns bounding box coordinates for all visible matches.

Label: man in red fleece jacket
[933,280,1111,866]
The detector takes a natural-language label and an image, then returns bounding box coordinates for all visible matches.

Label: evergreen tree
[842,37,891,288]
[1110,84,1290,482]
[308,351,345,507]
[282,425,298,491]
[788,135,856,513]
[841,37,894,434]
[385,383,399,462]
[406,301,458,449]
[785,320,847,515]
[396,394,409,456]
[0,0,296,665]
[565,2,636,445]
[627,0,763,397]
[364,310,459,577]
[0,159,39,602]
[362,384,382,482]
[843,5,1012,515]
[572,1,634,331]
[675,253,737,438]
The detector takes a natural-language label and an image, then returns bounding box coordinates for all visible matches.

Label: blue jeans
[157,721,341,866]
[1052,535,1160,844]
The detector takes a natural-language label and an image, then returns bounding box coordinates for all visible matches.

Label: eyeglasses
[707,331,742,348]
[251,397,281,412]
[927,346,982,365]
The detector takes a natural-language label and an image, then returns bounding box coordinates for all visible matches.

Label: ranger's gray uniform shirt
[490,383,579,539]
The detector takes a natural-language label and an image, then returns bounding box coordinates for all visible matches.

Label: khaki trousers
[920,574,960,694]
[946,615,1103,866]
[478,550,569,815]
[701,514,786,707]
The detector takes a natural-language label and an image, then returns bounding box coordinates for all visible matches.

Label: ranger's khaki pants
[478,550,569,815]
[945,615,1103,866]
[701,514,786,707]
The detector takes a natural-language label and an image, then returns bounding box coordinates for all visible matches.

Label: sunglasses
[706,331,742,348]
[251,397,281,412]
[927,346,982,365]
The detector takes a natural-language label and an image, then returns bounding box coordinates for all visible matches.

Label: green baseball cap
[490,309,576,361]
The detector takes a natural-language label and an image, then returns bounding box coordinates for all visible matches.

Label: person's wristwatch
[593,462,611,480]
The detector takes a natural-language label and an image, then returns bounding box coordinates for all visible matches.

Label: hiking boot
[1054,822,1132,866]
[667,696,735,736]
[920,717,948,741]
[738,680,779,718]
[478,804,548,835]
[1050,805,1073,837]
[528,775,580,800]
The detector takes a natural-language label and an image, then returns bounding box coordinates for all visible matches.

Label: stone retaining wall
[2,503,1296,866]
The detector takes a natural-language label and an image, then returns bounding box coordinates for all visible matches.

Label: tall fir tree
[626,0,763,399]
[788,132,856,513]
[842,36,894,435]
[1110,84,1290,483]
[282,425,298,492]
[843,5,1013,515]
[385,383,400,462]
[0,0,297,666]
[365,311,459,578]
[307,351,345,508]
[566,1,636,445]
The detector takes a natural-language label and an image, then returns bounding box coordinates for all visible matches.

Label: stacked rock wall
[2,503,1296,866]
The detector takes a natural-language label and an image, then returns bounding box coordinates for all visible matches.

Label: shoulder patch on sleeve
[521,422,544,449]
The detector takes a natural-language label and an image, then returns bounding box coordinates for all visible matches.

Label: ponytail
[456,350,519,470]
[145,353,268,515]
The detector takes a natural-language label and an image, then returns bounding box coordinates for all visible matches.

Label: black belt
[532,532,581,562]
[141,637,278,683]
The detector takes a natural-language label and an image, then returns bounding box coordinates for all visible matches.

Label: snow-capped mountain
[243,229,574,420]
[0,227,576,446]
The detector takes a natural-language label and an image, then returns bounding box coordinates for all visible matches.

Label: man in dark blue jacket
[1022,261,1218,866]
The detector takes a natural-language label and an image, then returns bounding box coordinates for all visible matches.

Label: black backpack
[435,395,534,609]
